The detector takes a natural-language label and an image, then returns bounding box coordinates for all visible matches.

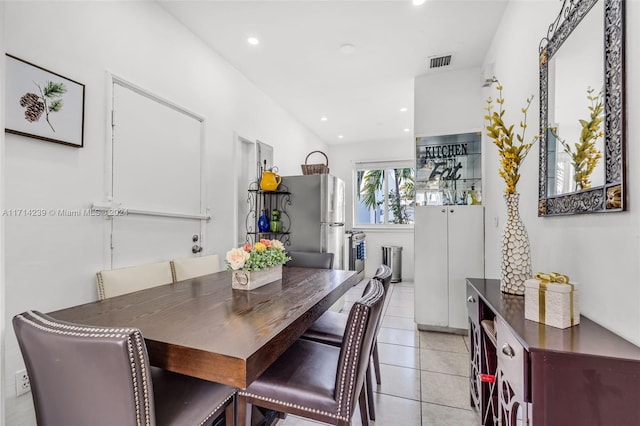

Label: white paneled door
[109,80,206,268]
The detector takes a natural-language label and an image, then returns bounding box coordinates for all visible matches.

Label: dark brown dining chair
[285,250,334,269]
[301,264,393,420]
[13,310,236,426]
[237,278,385,426]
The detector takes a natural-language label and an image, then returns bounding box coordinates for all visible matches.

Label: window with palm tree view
[355,161,415,225]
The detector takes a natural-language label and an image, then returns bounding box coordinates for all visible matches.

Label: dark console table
[467,278,640,426]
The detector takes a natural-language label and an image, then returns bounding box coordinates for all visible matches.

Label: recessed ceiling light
[339,43,356,55]
[321,116,328,122]
[403,128,411,132]
[412,0,427,5]
[247,36,260,46]
[400,107,408,112]
[338,134,344,139]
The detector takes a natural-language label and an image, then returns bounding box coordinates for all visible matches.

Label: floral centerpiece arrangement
[484,78,538,295]
[226,239,290,290]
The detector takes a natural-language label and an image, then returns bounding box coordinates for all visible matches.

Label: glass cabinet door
[415,132,482,206]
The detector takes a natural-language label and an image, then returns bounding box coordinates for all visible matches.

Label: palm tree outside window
[355,161,415,225]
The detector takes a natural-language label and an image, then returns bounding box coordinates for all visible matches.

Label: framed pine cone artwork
[5,54,85,147]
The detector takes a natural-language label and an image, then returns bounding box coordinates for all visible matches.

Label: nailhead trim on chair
[170,263,178,283]
[96,272,106,300]
[337,280,384,417]
[16,312,134,339]
[17,311,152,426]
[126,335,147,426]
[336,305,365,418]
[238,308,365,422]
[238,305,366,422]
[239,280,384,424]
[20,311,235,426]
[133,331,152,426]
[198,392,236,426]
[24,310,137,336]
[238,391,350,422]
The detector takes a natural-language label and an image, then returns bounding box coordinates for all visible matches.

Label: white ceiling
[159,0,508,145]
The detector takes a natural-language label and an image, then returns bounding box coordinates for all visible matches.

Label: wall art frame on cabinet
[4,54,85,147]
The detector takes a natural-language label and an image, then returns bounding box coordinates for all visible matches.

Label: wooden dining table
[49,267,358,389]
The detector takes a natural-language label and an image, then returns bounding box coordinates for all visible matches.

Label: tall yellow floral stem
[484,78,539,194]
[552,87,604,191]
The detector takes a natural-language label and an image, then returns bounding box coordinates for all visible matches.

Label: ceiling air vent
[429,54,452,69]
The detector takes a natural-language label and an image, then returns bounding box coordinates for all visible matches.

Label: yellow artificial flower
[551,87,604,191]
[484,78,539,194]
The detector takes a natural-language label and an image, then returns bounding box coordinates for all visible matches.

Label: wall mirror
[538,0,625,216]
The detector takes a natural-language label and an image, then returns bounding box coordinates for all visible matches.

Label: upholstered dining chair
[13,310,236,426]
[237,279,385,426]
[171,254,221,282]
[285,250,334,269]
[96,261,173,300]
[301,264,393,421]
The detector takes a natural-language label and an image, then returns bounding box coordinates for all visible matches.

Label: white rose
[226,248,250,270]
[270,240,284,250]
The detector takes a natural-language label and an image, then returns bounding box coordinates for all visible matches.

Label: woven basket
[301,151,330,175]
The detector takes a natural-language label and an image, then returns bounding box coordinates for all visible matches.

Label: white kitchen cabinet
[414,205,484,331]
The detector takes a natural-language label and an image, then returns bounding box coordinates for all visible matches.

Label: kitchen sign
[415,132,482,205]
[422,143,469,181]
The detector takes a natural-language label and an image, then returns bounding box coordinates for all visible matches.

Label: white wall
[413,67,485,200]
[328,138,415,280]
[330,67,484,282]
[2,2,326,424]
[482,0,640,345]
[0,1,6,422]
[414,67,484,139]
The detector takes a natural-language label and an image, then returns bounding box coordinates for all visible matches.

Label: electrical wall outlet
[15,369,30,396]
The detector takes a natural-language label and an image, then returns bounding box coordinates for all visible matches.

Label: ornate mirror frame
[538,0,625,216]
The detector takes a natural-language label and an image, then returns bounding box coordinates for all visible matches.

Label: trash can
[382,246,402,283]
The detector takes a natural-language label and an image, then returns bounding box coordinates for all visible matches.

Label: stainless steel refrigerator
[281,174,345,270]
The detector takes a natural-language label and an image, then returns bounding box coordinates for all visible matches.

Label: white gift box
[524,279,580,329]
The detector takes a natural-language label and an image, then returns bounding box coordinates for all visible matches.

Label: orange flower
[243,243,252,252]
[260,239,272,247]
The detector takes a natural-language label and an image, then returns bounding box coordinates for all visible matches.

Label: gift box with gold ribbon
[524,272,580,329]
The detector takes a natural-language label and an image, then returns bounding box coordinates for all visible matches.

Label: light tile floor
[281,280,479,425]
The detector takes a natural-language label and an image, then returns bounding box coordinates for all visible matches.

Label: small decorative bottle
[270,209,281,233]
[258,209,270,232]
[466,185,478,205]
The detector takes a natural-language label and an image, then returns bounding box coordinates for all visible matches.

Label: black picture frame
[4,54,85,148]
